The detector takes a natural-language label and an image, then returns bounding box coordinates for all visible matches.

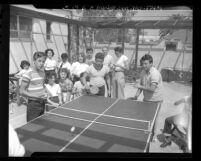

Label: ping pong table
[15,95,160,156]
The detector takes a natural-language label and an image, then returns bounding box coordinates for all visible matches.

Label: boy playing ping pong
[82,52,110,97]
[19,52,47,122]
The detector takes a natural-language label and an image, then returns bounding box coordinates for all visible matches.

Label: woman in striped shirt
[19,52,47,122]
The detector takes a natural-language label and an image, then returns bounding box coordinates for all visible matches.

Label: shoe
[160,141,172,148]
[152,136,158,142]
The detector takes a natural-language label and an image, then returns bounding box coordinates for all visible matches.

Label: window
[165,41,177,51]
[46,22,51,40]
[10,15,32,39]
[10,15,18,38]
[19,16,32,39]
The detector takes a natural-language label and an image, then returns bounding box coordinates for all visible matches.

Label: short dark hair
[140,54,153,64]
[59,68,70,78]
[114,46,123,53]
[33,52,46,61]
[20,60,30,69]
[61,53,68,60]
[46,72,57,80]
[86,47,93,52]
[95,52,104,60]
[45,48,54,57]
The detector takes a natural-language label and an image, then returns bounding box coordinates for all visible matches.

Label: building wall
[9,17,69,74]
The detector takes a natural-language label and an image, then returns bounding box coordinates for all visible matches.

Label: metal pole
[18,34,30,62]
[30,31,33,66]
[76,25,79,55]
[10,50,20,72]
[182,29,188,71]
[38,21,48,49]
[157,47,166,70]
[134,28,140,69]
[58,23,68,54]
[68,23,71,62]
[51,30,61,61]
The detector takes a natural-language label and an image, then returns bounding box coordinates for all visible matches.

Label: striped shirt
[22,67,46,96]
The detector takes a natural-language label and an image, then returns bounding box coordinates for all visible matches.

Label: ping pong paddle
[90,86,99,95]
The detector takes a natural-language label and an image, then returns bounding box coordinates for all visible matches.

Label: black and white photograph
[8,4,192,157]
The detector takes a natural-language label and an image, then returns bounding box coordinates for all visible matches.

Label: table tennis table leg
[146,142,150,152]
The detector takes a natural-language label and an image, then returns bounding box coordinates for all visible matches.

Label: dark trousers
[163,115,177,135]
[49,96,59,103]
[96,85,105,96]
[27,99,45,122]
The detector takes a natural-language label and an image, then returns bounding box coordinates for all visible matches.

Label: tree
[159,14,192,40]
[80,9,138,46]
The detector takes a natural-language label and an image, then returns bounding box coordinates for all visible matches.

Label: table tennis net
[45,104,152,132]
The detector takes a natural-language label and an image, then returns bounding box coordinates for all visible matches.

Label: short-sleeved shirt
[58,61,71,72]
[140,66,163,102]
[59,79,73,93]
[44,58,57,71]
[71,62,89,77]
[15,68,31,78]
[86,64,110,87]
[22,67,46,96]
[45,83,61,97]
[104,54,114,67]
[15,68,32,85]
[115,55,128,71]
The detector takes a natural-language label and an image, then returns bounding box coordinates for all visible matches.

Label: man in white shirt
[112,47,129,99]
[132,54,163,141]
[9,124,25,157]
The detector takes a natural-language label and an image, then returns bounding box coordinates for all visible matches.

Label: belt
[28,98,45,103]
[115,70,124,72]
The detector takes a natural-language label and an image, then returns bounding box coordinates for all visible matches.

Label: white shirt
[140,66,163,102]
[71,62,89,77]
[15,68,31,78]
[44,58,57,71]
[86,64,109,87]
[9,124,25,157]
[104,54,114,67]
[58,61,71,71]
[115,55,128,71]
[45,83,61,97]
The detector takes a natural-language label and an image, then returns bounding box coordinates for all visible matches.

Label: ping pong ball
[71,126,75,132]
